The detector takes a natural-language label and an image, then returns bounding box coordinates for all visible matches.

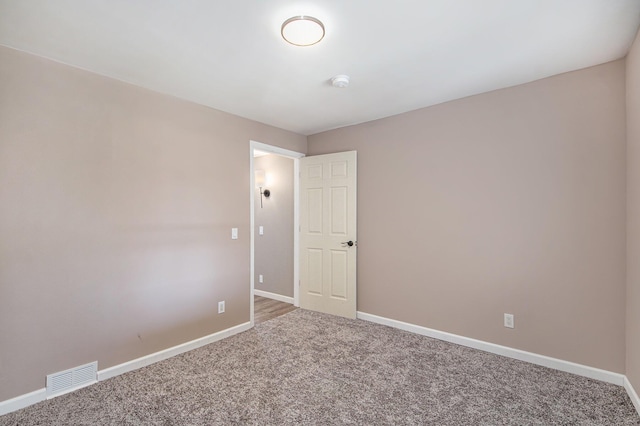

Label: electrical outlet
[504,313,514,329]
[259,226,264,235]
[218,301,225,314]
[259,274,263,283]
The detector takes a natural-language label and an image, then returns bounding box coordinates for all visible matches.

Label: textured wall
[254,154,295,298]
[627,28,640,394]
[308,60,627,372]
[0,46,306,401]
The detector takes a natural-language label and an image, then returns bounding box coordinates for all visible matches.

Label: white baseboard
[254,289,294,304]
[0,388,46,416]
[97,321,251,381]
[357,311,625,386]
[624,376,640,415]
[0,321,252,416]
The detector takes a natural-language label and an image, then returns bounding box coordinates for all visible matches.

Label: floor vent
[46,361,98,398]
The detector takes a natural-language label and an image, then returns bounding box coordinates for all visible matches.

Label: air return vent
[46,361,97,398]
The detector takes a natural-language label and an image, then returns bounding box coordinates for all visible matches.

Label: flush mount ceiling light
[281,16,325,46]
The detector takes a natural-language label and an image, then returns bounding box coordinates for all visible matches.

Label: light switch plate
[259,226,264,235]
[231,228,238,240]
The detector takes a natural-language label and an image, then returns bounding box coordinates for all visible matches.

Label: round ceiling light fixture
[281,16,325,46]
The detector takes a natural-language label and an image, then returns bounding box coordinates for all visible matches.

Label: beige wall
[0,39,635,404]
[308,60,627,372]
[0,46,306,401]
[254,154,294,298]
[627,29,640,392]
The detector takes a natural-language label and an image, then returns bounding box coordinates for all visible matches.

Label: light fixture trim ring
[281,15,325,46]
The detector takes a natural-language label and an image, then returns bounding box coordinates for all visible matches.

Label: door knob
[341,240,356,247]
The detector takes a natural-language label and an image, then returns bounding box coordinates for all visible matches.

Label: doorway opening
[249,141,304,326]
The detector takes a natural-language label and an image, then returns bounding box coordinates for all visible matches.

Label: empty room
[1,1,640,424]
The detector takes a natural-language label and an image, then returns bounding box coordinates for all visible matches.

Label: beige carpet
[1,309,638,425]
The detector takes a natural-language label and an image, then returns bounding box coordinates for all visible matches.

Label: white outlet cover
[259,274,263,283]
[504,313,514,329]
[218,301,225,314]
[231,228,238,240]
[259,226,264,235]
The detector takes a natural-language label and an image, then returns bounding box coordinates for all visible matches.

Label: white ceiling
[1,1,639,135]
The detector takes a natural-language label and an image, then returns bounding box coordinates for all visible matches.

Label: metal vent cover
[46,361,97,398]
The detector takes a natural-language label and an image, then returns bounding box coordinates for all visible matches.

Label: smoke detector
[331,75,350,88]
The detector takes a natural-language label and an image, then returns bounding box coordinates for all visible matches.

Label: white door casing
[300,151,357,319]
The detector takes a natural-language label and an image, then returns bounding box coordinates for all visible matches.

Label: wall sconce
[255,170,270,208]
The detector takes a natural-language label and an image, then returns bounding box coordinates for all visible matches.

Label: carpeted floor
[1,309,638,425]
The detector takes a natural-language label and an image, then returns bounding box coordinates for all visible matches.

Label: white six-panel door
[300,151,357,319]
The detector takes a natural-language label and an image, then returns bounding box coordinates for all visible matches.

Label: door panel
[307,249,323,295]
[330,249,348,299]
[300,151,357,318]
[331,187,348,235]
[308,188,323,234]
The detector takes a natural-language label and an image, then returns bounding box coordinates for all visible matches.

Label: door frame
[249,140,305,327]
